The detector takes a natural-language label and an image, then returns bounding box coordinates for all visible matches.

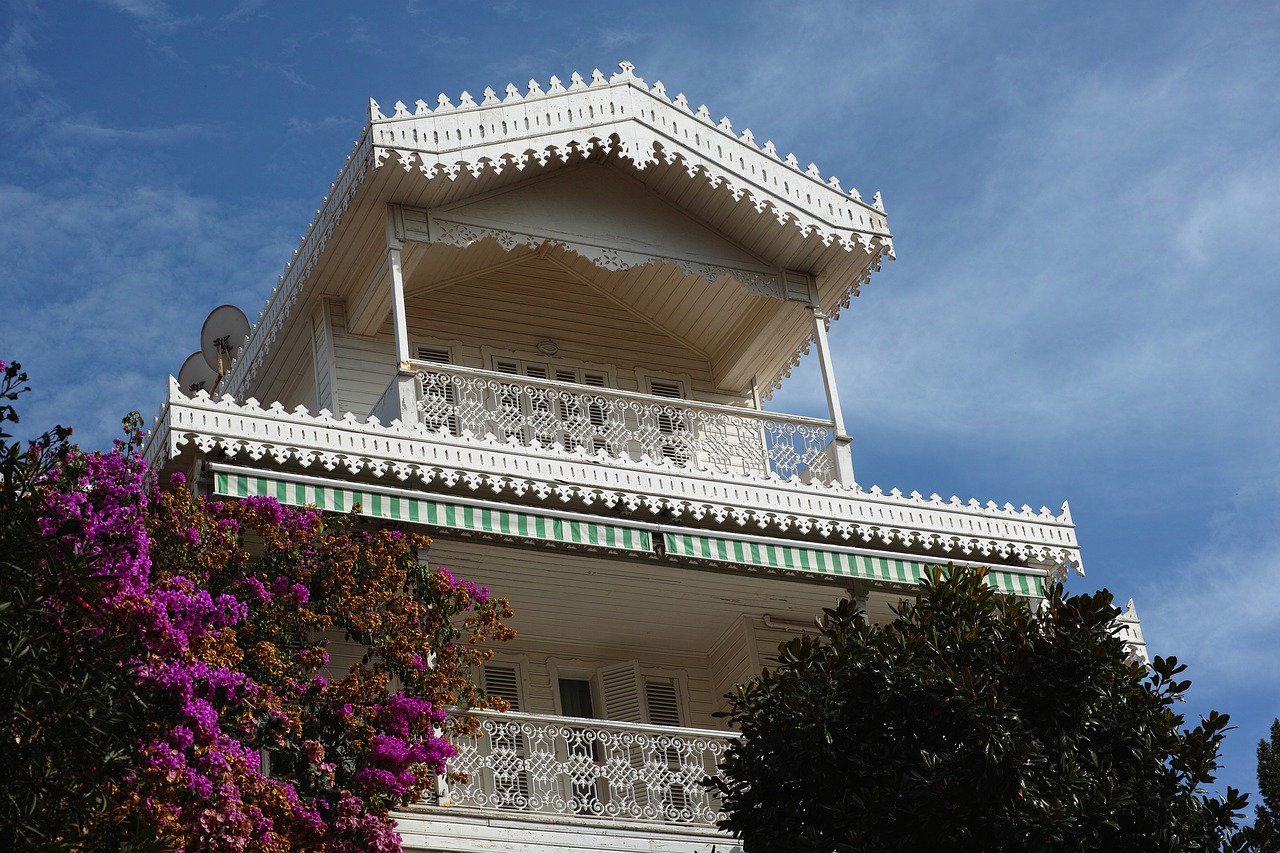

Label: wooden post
[386,206,410,367]
[384,205,420,426]
[811,307,855,486]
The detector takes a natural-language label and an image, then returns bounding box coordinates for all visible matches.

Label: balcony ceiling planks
[428,539,847,657]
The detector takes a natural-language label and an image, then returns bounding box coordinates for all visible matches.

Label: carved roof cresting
[368,61,893,258]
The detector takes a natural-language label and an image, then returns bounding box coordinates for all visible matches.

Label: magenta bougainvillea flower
[4,361,514,852]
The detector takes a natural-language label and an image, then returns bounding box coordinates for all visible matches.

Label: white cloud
[1139,467,1280,668]
[0,8,43,93]
[95,0,170,22]
[0,177,295,449]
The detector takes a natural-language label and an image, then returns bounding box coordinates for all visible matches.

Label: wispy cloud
[95,0,169,21]
[220,0,267,26]
[284,114,346,135]
[0,177,295,448]
[0,5,43,93]
[1140,474,1280,685]
[50,115,212,144]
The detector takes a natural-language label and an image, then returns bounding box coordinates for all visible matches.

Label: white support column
[811,307,855,486]
[849,580,871,623]
[386,206,410,367]
[384,205,420,427]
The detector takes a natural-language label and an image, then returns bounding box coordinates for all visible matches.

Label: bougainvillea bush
[0,360,515,851]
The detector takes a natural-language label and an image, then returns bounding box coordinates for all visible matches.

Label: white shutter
[482,663,523,711]
[784,270,814,304]
[597,663,691,817]
[644,677,688,816]
[597,662,649,811]
[480,664,528,808]
[417,346,451,365]
[598,661,646,723]
[643,678,682,727]
[648,379,683,399]
[416,347,456,434]
[647,379,690,465]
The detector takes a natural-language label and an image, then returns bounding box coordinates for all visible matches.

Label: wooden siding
[423,537,849,731]
[328,301,397,417]
[310,303,336,412]
[395,807,730,853]
[706,615,759,717]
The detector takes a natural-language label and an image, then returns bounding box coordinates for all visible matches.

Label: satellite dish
[200,304,251,375]
[178,351,219,395]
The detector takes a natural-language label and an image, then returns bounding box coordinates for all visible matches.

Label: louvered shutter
[597,663,691,817]
[523,364,556,447]
[491,359,525,445]
[597,662,650,811]
[648,379,691,465]
[643,678,682,726]
[417,347,457,435]
[644,677,689,817]
[481,664,529,809]
[784,270,815,304]
[598,661,646,723]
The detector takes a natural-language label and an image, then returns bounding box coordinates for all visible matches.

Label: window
[557,678,600,810]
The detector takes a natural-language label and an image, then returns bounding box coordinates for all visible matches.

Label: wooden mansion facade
[144,62,1083,853]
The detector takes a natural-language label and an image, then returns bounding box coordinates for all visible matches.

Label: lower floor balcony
[441,709,732,825]
[396,710,739,852]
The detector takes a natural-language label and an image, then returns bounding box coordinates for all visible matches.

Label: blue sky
[3,0,1277,807]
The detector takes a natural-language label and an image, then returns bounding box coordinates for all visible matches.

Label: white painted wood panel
[425,538,845,730]
[394,806,733,853]
[329,302,397,417]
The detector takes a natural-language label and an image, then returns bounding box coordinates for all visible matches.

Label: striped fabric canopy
[214,469,651,553]
[212,467,1045,597]
[663,532,1044,596]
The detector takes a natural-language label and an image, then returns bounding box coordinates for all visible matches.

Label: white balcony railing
[402,361,835,482]
[439,710,735,826]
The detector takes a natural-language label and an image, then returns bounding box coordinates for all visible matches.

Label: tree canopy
[0,359,514,851]
[711,565,1257,852]
[1256,719,1280,848]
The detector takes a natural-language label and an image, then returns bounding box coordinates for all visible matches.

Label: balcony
[436,710,735,828]
[374,359,839,484]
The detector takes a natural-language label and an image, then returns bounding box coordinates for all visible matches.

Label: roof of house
[223,61,895,401]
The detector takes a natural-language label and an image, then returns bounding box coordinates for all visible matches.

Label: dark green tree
[1257,719,1280,848]
[0,360,157,851]
[711,565,1258,852]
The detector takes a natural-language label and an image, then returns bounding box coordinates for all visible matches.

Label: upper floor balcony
[372,358,841,485]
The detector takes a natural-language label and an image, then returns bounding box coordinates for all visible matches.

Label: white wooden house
[144,62,1084,853]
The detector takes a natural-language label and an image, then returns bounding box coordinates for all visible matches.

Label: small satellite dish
[178,351,219,395]
[200,304,251,375]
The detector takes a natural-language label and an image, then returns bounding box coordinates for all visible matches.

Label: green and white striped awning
[213,469,652,554]
[211,466,1045,597]
[662,532,1045,597]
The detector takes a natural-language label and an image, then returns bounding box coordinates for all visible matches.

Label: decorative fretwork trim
[144,380,1084,575]
[428,217,782,298]
[439,709,734,826]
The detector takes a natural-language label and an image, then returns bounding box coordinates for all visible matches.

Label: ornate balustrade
[440,710,735,827]
[408,360,835,483]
